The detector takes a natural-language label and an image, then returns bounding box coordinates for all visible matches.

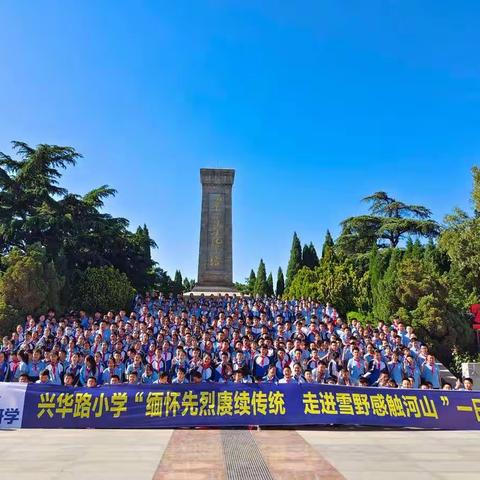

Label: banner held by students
[0,383,474,429]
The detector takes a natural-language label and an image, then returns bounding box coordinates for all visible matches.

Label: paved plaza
[1,428,480,480]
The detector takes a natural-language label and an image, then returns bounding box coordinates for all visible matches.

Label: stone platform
[184,288,239,298]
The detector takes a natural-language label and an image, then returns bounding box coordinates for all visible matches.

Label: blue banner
[0,383,27,429]
[12,383,480,429]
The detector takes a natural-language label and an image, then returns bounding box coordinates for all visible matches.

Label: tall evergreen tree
[309,242,319,268]
[247,269,256,294]
[372,248,402,320]
[286,232,302,289]
[302,243,319,269]
[368,244,383,314]
[302,244,310,268]
[266,272,274,297]
[276,267,285,297]
[173,270,183,294]
[254,259,268,296]
[183,277,194,292]
[321,230,334,259]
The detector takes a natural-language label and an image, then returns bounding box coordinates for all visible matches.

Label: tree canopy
[264,175,480,365]
[338,191,440,253]
[0,140,181,327]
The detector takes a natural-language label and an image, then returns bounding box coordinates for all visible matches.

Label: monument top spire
[200,168,235,185]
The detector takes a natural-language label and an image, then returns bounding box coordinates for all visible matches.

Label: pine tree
[173,270,183,294]
[286,232,302,289]
[368,244,383,314]
[276,267,285,297]
[183,277,192,291]
[320,233,336,266]
[247,269,256,294]
[302,244,311,268]
[266,273,274,297]
[373,249,402,320]
[321,230,334,260]
[302,243,320,269]
[254,259,268,296]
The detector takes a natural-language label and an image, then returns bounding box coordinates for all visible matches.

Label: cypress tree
[247,269,256,294]
[254,259,268,296]
[173,270,183,294]
[286,232,302,289]
[321,230,334,260]
[373,249,402,320]
[266,272,274,297]
[276,267,285,297]
[368,244,382,315]
[302,244,311,268]
[309,242,319,268]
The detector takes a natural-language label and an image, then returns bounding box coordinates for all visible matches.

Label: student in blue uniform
[127,371,140,385]
[141,363,159,384]
[125,353,145,379]
[387,351,404,387]
[36,369,51,385]
[64,373,75,387]
[102,357,117,385]
[201,353,215,382]
[79,355,99,386]
[279,365,297,384]
[0,352,10,382]
[365,350,387,386]
[18,373,30,384]
[28,349,45,382]
[347,347,366,386]
[403,354,421,388]
[46,351,64,385]
[263,365,278,384]
[252,345,271,379]
[421,354,441,389]
[172,367,189,384]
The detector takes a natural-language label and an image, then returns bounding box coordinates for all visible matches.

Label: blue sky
[0,1,479,282]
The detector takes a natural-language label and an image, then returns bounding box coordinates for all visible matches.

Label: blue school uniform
[387,361,403,386]
[0,361,9,381]
[46,363,64,385]
[126,363,144,378]
[115,363,126,381]
[102,368,116,384]
[262,375,278,384]
[278,377,299,384]
[347,358,366,385]
[79,366,100,386]
[161,352,173,372]
[252,355,270,378]
[366,360,386,386]
[201,365,214,382]
[172,376,189,384]
[18,361,29,377]
[421,363,441,389]
[28,360,46,380]
[403,363,421,388]
[170,360,189,379]
[141,371,159,384]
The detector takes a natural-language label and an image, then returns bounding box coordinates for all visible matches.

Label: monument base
[186,285,239,297]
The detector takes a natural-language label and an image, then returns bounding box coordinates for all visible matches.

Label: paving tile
[153,430,226,480]
[254,430,345,480]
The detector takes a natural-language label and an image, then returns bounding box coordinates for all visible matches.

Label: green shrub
[73,266,135,313]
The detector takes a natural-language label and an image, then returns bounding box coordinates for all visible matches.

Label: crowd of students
[0,293,474,390]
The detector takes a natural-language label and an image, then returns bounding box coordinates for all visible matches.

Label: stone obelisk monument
[192,168,237,295]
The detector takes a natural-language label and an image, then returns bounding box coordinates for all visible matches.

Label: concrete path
[1,428,480,480]
[0,429,173,480]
